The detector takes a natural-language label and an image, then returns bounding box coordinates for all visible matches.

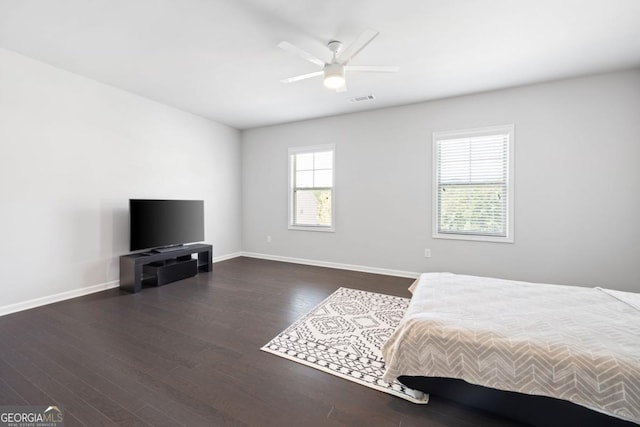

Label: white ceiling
[1,0,639,129]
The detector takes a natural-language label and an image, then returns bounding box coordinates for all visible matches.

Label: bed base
[398,376,635,427]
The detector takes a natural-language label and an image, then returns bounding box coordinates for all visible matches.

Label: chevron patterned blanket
[382,273,640,425]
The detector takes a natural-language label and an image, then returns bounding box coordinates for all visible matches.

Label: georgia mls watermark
[0,406,63,427]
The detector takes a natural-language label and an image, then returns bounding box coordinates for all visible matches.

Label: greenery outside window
[288,144,335,231]
[433,125,514,242]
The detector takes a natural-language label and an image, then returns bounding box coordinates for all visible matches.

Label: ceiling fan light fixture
[323,63,345,89]
[279,30,397,91]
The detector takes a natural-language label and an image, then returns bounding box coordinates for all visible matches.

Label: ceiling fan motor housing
[327,40,343,54]
[323,63,345,89]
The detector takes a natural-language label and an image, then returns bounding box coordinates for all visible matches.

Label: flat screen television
[129,199,204,251]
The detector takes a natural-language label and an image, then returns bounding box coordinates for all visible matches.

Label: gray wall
[0,48,242,310]
[2,45,638,313]
[242,69,640,291]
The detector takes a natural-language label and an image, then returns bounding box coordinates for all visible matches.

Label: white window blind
[433,125,514,242]
[288,145,335,231]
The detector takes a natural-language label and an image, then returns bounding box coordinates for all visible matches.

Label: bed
[382,273,640,426]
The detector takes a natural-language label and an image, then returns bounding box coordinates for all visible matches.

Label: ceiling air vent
[348,94,375,103]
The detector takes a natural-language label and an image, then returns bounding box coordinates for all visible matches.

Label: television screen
[129,199,204,251]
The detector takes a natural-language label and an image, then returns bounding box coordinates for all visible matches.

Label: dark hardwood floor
[0,257,525,426]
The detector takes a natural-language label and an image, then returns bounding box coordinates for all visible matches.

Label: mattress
[382,273,640,424]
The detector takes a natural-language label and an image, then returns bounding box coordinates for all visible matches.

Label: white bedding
[382,273,640,424]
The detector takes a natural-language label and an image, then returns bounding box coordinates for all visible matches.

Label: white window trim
[432,124,515,243]
[288,144,335,232]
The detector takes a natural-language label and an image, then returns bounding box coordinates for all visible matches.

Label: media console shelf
[119,243,212,293]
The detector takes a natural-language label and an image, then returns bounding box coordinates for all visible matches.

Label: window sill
[289,225,335,232]
[433,232,513,243]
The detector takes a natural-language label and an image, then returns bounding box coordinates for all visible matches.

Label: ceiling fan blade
[337,29,379,65]
[345,65,399,73]
[278,41,325,67]
[280,70,324,83]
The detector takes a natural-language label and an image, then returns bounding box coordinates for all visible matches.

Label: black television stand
[119,243,212,293]
[152,245,186,254]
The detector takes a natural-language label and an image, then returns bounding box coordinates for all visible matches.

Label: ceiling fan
[278,29,399,92]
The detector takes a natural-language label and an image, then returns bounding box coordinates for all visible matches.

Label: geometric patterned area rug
[261,287,428,403]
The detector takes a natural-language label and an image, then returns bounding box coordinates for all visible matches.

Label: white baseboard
[241,252,420,279]
[213,251,243,263]
[1,252,417,317]
[0,280,120,317]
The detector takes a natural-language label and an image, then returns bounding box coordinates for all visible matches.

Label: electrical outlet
[267,235,272,243]
[424,248,432,258]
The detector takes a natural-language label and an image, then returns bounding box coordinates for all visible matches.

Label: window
[433,125,514,242]
[288,144,335,231]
